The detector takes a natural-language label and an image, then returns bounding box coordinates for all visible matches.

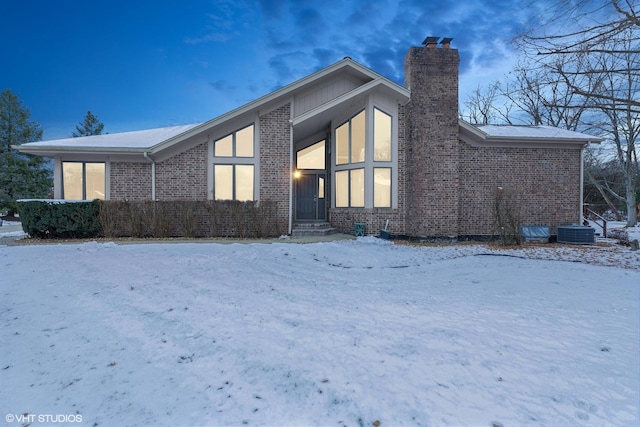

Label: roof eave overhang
[12,145,150,157]
[459,120,603,149]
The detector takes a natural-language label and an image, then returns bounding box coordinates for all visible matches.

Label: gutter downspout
[144,151,156,200]
[579,145,585,225]
[288,119,294,235]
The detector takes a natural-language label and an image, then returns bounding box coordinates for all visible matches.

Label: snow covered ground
[1,236,639,426]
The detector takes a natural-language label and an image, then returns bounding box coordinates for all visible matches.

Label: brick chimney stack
[403,37,460,238]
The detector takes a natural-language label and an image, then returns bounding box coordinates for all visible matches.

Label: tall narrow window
[350,168,365,207]
[63,162,83,200]
[374,168,391,207]
[374,108,391,161]
[214,165,233,200]
[336,123,349,165]
[213,124,255,201]
[235,125,254,157]
[335,170,349,208]
[235,165,254,201]
[351,111,365,163]
[335,110,365,166]
[62,162,105,200]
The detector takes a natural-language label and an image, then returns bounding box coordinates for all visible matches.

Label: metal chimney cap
[422,36,440,45]
[440,37,453,45]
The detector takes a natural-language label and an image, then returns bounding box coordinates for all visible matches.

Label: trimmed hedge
[98,199,282,238]
[17,199,102,239]
[16,199,283,240]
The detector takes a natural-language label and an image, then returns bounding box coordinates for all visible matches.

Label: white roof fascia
[292,78,410,127]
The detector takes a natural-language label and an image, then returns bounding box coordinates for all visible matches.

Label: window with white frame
[334,107,394,208]
[213,124,255,201]
[62,161,105,200]
[372,108,392,207]
[335,111,366,207]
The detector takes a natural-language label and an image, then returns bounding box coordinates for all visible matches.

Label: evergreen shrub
[17,199,102,239]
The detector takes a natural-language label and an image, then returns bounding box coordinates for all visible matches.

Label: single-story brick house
[17,38,602,238]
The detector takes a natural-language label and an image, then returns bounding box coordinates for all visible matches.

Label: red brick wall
[259,103,291,232]
[110,162,152,200]
[458,142,582,236]
[156,143,208,200]
[403,45,460,238]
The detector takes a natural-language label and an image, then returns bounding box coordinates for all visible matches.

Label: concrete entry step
[291,222,338,236]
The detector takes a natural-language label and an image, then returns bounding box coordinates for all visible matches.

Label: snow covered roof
[475,124,602,141]
[459,120,603,148]
[17,124,202,153]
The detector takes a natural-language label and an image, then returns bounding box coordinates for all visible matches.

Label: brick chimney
[403,37,460,238]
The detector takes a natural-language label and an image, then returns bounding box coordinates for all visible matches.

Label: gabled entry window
[62,161,105,200]
[213,124,255,201]
[297,140,325,170]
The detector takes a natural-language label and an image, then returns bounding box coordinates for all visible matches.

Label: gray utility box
[520,225,550,243]
[557,225,595,244]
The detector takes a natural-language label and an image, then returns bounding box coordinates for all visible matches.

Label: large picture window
[334,106,395,209]
[62,162,105,200]
[335,168,364,208]
[213,124,255,201]
[214,164,254,201]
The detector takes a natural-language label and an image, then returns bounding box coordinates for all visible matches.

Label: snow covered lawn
[1,238,638,426]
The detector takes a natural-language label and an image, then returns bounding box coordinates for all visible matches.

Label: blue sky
[2,0,544,140]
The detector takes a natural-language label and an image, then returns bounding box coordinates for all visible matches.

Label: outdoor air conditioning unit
[557,225,595,244]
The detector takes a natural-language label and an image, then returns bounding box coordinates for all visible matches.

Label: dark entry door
[296,173,326,220]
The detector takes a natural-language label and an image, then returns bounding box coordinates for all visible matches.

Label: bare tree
[515,0,639,226]
[499,57,592,128]
[461,82,501,124]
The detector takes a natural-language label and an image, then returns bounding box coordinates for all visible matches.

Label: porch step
[291,222,338,237]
